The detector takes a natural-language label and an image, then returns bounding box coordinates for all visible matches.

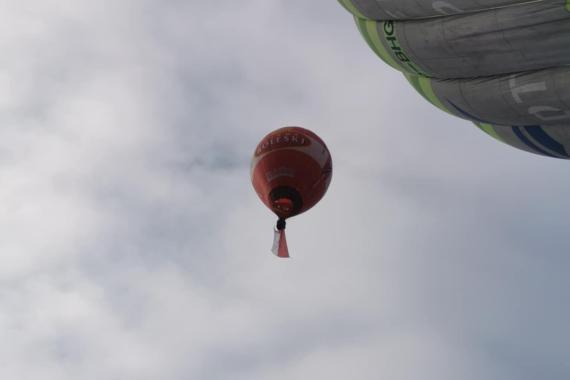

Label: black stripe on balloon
[512,127,558,158]
[523,126,569,158]
[447,100,492,124]
[447,99,566,159]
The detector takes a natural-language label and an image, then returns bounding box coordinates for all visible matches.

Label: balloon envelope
[339,0,570,158]
[251,126,332,219]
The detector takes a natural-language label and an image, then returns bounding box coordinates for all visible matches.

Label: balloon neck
[269,186,303,218]
[273,198,294,218]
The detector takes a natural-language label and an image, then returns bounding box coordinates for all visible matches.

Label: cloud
[1,0,569,379]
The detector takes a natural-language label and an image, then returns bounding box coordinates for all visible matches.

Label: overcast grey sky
[1,1,570,379]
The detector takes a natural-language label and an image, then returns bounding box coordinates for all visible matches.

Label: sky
[1,0,570,379]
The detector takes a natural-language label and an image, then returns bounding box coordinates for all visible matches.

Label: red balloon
[251,126,332,258]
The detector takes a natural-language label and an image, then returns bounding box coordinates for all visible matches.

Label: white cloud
[1,0,569,379]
